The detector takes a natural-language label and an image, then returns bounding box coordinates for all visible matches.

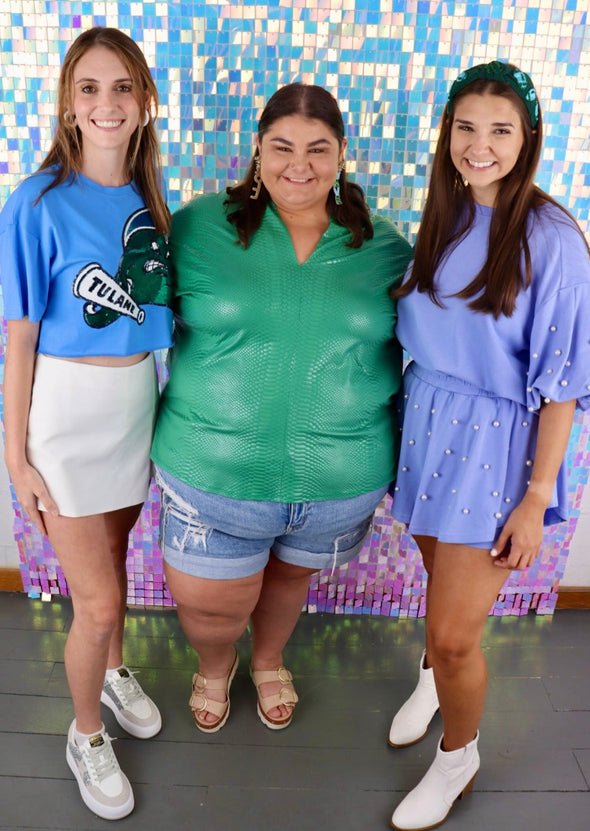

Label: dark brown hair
[38,27,170,234]
[397,78,587,317]
[225,83,373,248]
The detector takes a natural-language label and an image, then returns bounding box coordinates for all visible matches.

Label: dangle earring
[333,160,345,206]
[250,153,262,200]
[143,110,150,127]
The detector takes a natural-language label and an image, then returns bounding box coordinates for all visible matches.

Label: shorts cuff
[273,530,369,571]
[161,545,267,580]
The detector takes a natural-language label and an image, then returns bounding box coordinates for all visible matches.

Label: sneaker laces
[80,734,121,786]
[107,669,146,707]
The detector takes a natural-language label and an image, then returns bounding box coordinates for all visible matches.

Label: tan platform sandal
[250,666,299,730]
[189,650,239,733]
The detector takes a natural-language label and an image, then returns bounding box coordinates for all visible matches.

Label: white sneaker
[66,720,134,820]
[101,666,162,739]
[388,650,439,747]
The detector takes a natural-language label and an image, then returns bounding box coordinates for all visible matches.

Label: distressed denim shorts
[154,466,387,580]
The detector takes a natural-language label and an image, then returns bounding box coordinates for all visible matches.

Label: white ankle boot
[388,650,439,747]
[390,732,480,831]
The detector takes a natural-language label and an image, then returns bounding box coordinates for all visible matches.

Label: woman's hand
[5,457,58,536]
[490,398,577,571]
[3,318,58,535]
[490,490,546,570]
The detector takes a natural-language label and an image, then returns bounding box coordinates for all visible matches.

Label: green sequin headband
[446,61,539,128]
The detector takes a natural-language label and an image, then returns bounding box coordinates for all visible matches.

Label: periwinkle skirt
[391,362,568,548]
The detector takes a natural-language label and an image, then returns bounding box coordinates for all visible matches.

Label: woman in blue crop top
[0,28,173,821]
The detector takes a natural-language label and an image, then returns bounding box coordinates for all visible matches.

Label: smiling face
[450,92,525,207]
[257,115,346,219]
[70,44,143,175]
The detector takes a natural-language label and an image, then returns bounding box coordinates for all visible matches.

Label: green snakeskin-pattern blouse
[151,190,413,502]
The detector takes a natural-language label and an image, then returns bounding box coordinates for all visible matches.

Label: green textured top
[151,190,413,502]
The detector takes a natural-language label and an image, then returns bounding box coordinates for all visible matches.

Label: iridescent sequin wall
[1,0,589,614]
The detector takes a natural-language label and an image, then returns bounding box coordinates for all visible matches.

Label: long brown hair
[38,27,170,234]
[225,83,373,248]
[397,79,585,317]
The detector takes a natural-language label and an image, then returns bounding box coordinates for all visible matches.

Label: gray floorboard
[0,592,588,830]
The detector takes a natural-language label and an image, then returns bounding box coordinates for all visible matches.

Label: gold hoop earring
[250,154,262,200]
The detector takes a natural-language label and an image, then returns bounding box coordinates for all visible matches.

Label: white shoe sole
[66,743,134,821]
[256,700,294,730]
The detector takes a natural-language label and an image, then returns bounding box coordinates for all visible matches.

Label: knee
[72,597,122,643]
[177,602,250,636]
[427,629,480,672]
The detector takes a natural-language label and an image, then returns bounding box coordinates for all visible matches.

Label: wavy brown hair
[397,78,586,317]
[38,27,169,234]
[225,83,373,248]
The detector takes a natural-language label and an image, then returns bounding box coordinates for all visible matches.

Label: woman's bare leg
[421,539,508,749]
[164,561,263,725]
[250,555,316,719]
[44,504,141,733]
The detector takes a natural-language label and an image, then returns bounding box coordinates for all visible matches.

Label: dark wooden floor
[0,591,589,830]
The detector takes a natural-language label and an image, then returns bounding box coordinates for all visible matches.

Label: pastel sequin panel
[1,0,588,614]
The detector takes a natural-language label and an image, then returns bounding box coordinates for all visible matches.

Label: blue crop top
[0,169,173,357]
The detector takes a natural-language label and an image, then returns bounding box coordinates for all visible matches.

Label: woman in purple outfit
[388,61,590,830]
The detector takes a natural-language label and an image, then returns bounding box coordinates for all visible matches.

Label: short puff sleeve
[527,282,590,412]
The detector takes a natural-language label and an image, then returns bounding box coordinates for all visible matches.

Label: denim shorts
[154,466,387,580]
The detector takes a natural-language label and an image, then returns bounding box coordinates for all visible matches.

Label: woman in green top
[152,83,412,733]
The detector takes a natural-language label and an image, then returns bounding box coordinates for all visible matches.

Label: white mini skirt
[26,353,158,517]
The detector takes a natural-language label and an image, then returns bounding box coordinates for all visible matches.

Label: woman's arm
[491,397,577,570]
[3,319,58,533]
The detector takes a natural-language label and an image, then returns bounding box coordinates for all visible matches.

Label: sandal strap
[251,666,294,686]
[188,651,239,722]
[250,666,299,709]
[192,671,232,693]
[257,688,299,710]
[189,683,227,719]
